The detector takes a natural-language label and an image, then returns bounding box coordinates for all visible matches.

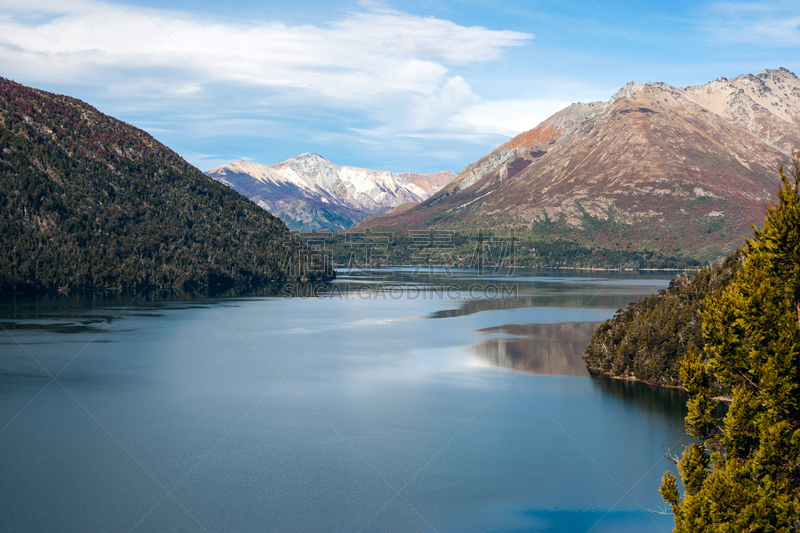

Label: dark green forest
[302,229,702,271]
[0,78,330,294]
[582,154,800,530]
[582,250,742,386]
[660,154,800,531]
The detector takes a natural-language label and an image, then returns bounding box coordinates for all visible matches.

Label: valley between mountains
[4,67,799,290]
[3,62,800,532]
[201,68,800,267]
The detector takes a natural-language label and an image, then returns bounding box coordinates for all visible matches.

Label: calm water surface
[0,269,691,532]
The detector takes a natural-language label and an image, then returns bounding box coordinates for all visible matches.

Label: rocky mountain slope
[359,68,800,262]
[0,78,328,294]
[206,155,455,232]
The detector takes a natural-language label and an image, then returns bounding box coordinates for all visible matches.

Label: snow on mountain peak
[206,155,456,230]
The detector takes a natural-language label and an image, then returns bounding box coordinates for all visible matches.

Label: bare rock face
[359,68,800,261]
[680,68,800,153]
[206,154,455,231]
[398,171,457,196]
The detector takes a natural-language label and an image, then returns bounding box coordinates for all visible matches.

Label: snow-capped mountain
[206,154,455,231]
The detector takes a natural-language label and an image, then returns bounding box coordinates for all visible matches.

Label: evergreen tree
[660,153,800,531]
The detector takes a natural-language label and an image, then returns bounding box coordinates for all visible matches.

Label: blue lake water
[0,269,690,532]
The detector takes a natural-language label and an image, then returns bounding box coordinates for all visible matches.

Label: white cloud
[326,96,575,149]
[0,1,531,122]
[0,1,551,170]
[331,9,531,65]
[705,2,800,47]
[451,99,570,138]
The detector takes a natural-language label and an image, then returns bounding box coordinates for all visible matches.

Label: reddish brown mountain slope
[359,69,799,260]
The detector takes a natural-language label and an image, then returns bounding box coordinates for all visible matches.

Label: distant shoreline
[332,263,693,273]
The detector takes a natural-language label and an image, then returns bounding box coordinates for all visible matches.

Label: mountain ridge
[356,68,798,262]
[206,154,456,232]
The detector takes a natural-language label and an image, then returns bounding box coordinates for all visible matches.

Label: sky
[1,1,799,174]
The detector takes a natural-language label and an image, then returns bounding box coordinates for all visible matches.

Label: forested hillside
[318,230,701,270]
[583,153,800,528]
[583,249,742,386]
[0,78,330,293]
[660,154,800,531]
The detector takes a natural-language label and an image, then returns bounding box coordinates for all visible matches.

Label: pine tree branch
[737,368,760,390]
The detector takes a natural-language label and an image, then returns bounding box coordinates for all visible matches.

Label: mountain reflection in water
[472,321,599,376]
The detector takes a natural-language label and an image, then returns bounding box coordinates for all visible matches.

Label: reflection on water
[472,322,599,376]
[334,267,670,320]
[591,373,689,418]
[428,291,643,318]
[591,373,728,421]
[0,268,688,533]
[0,282,340,335]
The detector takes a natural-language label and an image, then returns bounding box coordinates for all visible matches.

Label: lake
[0,268,691,532]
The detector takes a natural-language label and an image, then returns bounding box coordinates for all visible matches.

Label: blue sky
[2,1,799,173]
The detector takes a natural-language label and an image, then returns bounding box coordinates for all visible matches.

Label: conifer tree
[660,152,800,531]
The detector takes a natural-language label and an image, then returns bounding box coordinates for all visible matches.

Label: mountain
[206,155,456,231]
[0,78,328,294]
[358,68,800,262]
